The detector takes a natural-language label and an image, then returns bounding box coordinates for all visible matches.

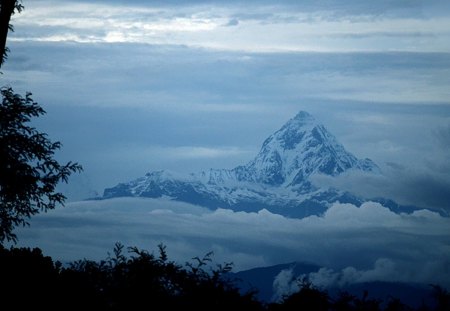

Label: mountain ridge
[102,111,410,217]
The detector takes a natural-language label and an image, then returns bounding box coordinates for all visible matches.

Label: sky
[2,0,450,288]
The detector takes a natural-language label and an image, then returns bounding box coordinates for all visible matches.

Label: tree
[0,1,82,243]
[0,0,23,68]
[430,285,450,311]
[0,87,82,243]
[278,280,330,311]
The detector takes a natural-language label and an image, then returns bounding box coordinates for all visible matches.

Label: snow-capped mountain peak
[103,111,383,218]
[240,111,378,186]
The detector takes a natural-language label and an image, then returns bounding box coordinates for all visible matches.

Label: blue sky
[2,0,450,288]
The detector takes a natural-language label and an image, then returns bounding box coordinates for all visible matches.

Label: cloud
[434,125,450,151]
[310,164,450,213]
[10,0,450,52]
[305,259,406,289]
[273,256,447,300]
[5,42,450,112]
[272,267,299,302]
[14,198,450,290]
[224,18,239,27]
[105,145,252,161]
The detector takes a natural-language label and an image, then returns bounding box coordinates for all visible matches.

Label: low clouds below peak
[310,163,450,213]
[15,198,450,289]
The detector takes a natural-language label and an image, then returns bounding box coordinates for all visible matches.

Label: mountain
[102,111,407,217]
[230,262,434,308]
[231,111,377,186]
[229,261,320,302]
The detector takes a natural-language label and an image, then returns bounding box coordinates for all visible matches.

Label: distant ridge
[231,262,434,307]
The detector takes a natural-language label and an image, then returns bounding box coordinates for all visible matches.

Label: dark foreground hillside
[0,244,448,311]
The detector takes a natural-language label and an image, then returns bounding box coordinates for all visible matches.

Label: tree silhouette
[56,243,263,310]
[0,87,82,242]
[0,1,82,243]
[269,279,330,311]
[0,0,23,68]
[0,244,61,309]
[0,243,447,310]
[430,285,450,311]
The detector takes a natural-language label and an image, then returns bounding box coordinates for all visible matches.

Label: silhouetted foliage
[267,279,447,311]
[0,87,82,243]
[333,291,359,311]
[353,290,382,311]
[0,244,61,309]
[430,285,450,311]
[0,244,447,310]
[269,279,330,311]
[0,243,262,310]
[0,0,23,68]
[385,297,413,311]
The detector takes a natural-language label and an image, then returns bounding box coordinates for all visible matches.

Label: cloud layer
[311,166,450,212]
[15,198,450,289]
[10,0,450,52]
